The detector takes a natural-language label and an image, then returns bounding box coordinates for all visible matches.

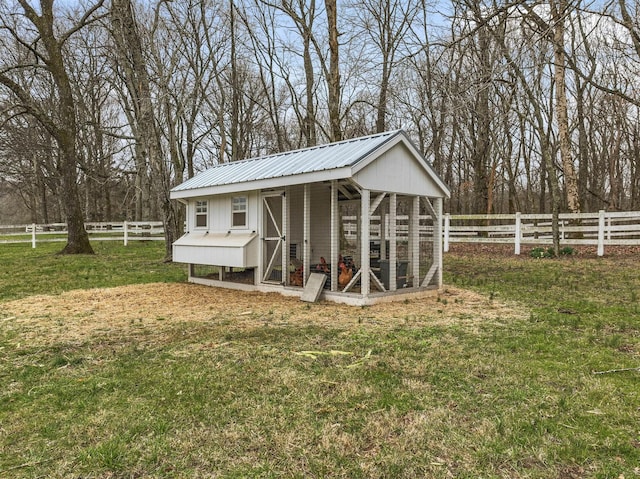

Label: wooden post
[31,223,36,249]
[443,213,450,253]
[389,193,397,291]
[330,181,339,292]
[514,212,521,255]
[597,209,605,257]
[124,221,128,246]
[410,196,420,287]
[381,211,387,261]
[303,184,311,287]
[434,197,443,288]
[282,188,288,285]
[360,189,370,296]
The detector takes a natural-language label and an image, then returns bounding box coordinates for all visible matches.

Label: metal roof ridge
[206,129,402,169]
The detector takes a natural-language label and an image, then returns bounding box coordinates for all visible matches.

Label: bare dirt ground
[3,243,635,348]
[0,282,527,348]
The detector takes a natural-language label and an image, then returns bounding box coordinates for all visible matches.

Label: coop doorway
[261,192,286,283]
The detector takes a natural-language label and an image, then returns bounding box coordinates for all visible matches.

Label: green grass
[0,241,186,301]
[0,243,639,478]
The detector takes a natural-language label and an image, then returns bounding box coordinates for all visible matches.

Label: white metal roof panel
[171,130,400,193]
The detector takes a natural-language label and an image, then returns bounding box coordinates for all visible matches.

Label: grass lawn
[0,241,186,301]
[0,242,638,478]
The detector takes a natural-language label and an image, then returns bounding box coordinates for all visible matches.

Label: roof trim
[171,166,353,199]
[170,129,450,199]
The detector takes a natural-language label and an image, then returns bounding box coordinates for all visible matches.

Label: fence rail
[444,210,640,256]
[0,221,164,248]
[2,211,640,256]
[345,210,640,256]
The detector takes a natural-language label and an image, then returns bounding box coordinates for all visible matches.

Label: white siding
[173,233,259,267]
[187,191,258,234]
[353,143,443,197]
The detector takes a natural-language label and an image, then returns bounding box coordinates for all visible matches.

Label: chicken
[290,259,304,286]
[316,256,329,273]
[338,261,353,288]
[290,266,303,286]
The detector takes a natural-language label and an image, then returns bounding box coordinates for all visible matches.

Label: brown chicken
[338,262,353,288]
[290,266,303,286]
[316,256,329,273]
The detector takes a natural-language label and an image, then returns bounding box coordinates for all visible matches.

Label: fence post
[606,215,611,241]
[32,223,36,249]
[597,210,605,257]
[443,213,450,253]
[124,221,128,246]
[514,212,521,255]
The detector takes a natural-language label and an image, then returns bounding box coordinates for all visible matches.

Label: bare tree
[348,0,419,133]
[325,0,341,141]
[0,0,105,253]
[110,0,180,261]
[550,0,581,214]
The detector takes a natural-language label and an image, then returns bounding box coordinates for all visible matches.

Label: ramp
[300,273,327,302]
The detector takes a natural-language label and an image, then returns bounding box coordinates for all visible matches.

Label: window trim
[195,200,208,229]
[231,196,248,228]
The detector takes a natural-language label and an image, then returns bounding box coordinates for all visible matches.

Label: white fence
[2,211,640,256]
[445,210,640,256]
[0,221,164,248]
[345,210,640,256]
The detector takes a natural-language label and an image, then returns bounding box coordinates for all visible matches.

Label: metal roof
[171,130,401,193]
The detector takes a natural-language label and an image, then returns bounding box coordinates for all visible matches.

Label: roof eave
[170,166,353,199]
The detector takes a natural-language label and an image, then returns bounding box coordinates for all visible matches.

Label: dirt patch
[0,283,526,348]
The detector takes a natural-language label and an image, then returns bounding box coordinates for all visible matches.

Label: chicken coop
[170,130,450,306]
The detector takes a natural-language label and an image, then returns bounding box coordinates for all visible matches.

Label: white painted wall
[187,191,259,234]
[353,143,443,197]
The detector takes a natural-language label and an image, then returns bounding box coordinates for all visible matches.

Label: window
[195,200,208,228]
[232,196,247,227]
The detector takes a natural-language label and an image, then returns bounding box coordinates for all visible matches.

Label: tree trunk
[472,25,492,217]
[111,0,180,261]
[551,0,580,215]
[326,0,342,142]
[0,0,95,254]
[303,27,317,147]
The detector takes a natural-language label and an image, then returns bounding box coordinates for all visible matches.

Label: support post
[434,197,443,288]
[389,193,397,291]
[303,184,311,286]
[124,221,128,246]
[410,196,420,287]
[32,223,36,249]
[282,189,288,285]
[360,189,370,296]
[330,181,339,292]
[597,209,605,257]
[515,212,521,255]
[381,211,387,261]
[443,213,450,253]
